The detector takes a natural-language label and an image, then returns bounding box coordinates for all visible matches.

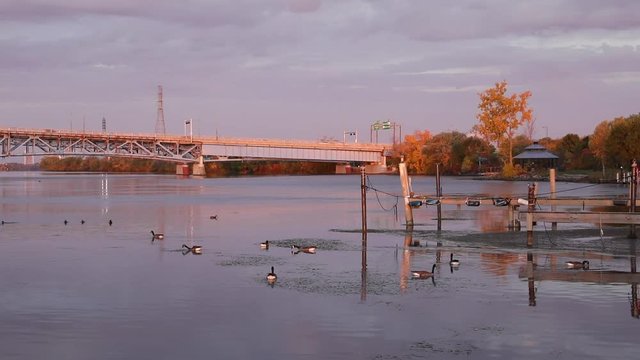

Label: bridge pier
[192,156,206,177]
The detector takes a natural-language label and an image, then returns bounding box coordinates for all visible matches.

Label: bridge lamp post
[185,119,193,141]
[344,130,358,144]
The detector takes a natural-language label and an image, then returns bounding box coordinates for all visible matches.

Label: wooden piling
[360,166,367,302]
[436,163,442,231]
[527,183,536,247]
[399,162,414,226]
[630,160,637,239]
[550,168,557,230]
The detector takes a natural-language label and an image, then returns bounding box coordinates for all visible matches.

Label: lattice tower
[155,85,166,134]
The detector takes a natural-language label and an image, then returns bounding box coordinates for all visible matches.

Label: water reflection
[519,241,640,318]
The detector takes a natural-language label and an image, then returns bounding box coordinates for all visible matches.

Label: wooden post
[630,160,637,239]
[436,163,442,231]
[360,166,367,302]
[550,168,557,230]
[527,183,536,247]
[399,161,414,226]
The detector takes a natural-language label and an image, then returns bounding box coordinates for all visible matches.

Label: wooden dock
[518,210,640,225]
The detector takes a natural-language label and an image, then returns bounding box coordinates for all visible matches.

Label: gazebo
[513,141,558,170]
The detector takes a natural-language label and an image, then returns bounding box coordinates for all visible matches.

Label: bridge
[0,127,391,175]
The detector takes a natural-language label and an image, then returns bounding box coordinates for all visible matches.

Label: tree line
[392,81,639,180]
[38,156,335,176]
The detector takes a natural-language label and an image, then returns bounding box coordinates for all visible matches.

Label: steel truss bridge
[0,127,389,166]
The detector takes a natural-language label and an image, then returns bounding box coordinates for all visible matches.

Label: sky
[1,0,639,142]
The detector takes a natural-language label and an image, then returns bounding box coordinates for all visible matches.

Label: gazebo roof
[513,142,559,160]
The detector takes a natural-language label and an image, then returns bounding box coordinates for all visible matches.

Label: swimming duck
[108,219,113,226]
[81,220,85,225]
[210,215,218,220]
[150,230,164,240]
[411,264,437,279]
[566,260,589,269]
[266,266,277,283]
[449,253,460,267]
[291,245,317,254]
[182,244,202,254]
[260,241,269,249]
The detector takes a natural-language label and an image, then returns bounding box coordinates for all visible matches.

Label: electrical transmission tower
[155,85,166,134]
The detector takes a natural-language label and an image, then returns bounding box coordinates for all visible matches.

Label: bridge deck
[1,127,389,164]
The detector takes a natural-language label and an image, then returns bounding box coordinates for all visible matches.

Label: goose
[150,230,164,240]
[266,266,277,283]
[291,245,317,254]
[260,240,269,249]
[182,244,203,254]
[566,260,589,269]
[411,264,437,279]
[449,253,460,267]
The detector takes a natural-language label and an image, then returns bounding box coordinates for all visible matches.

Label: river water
[0,172,638,359]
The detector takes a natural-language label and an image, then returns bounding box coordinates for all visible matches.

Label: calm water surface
[0,172,638,359]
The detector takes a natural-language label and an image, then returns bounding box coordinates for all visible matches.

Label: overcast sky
[1,0,639,141]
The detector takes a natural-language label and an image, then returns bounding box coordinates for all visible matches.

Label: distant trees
[474,81,533,169]
[605,114,640,170]
[394,130,497,175]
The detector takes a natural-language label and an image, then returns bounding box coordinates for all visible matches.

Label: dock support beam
[550,168,557,230]
[399,161,414,226]
[630,159,637,239]
[527,183,536,247]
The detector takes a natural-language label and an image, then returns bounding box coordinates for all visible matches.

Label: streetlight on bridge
[185,118,193,141]
[344,130,358,144]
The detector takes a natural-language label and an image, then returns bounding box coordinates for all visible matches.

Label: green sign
[372,120,392,131]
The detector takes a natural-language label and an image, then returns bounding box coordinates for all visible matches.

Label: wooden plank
[518,211,640,225]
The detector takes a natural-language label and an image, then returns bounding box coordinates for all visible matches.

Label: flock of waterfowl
[46,217,591,286]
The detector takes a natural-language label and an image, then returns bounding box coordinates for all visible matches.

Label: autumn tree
[589,119,613,177]
[423,131,466,174]
[394,130,432,173]
[474,80,533,169]
[605,114,640,169]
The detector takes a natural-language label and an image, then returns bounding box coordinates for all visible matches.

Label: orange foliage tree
[474,80,532,167]
[394,130,432,174]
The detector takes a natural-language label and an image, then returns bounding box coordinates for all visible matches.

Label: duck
[108,219,113,226]
[64,220,68,225]
[182,244,203,254]
[260,240,269,249]
[449,253,460,267]
[291,245,317,254]
[81,220,85,225]
[266,266,277,283]
[210,215,218,220]
[566,260,589,269]
[411,264,437,279]
[150,230,164,240]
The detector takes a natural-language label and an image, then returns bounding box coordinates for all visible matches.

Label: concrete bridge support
[192,156,206,177]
